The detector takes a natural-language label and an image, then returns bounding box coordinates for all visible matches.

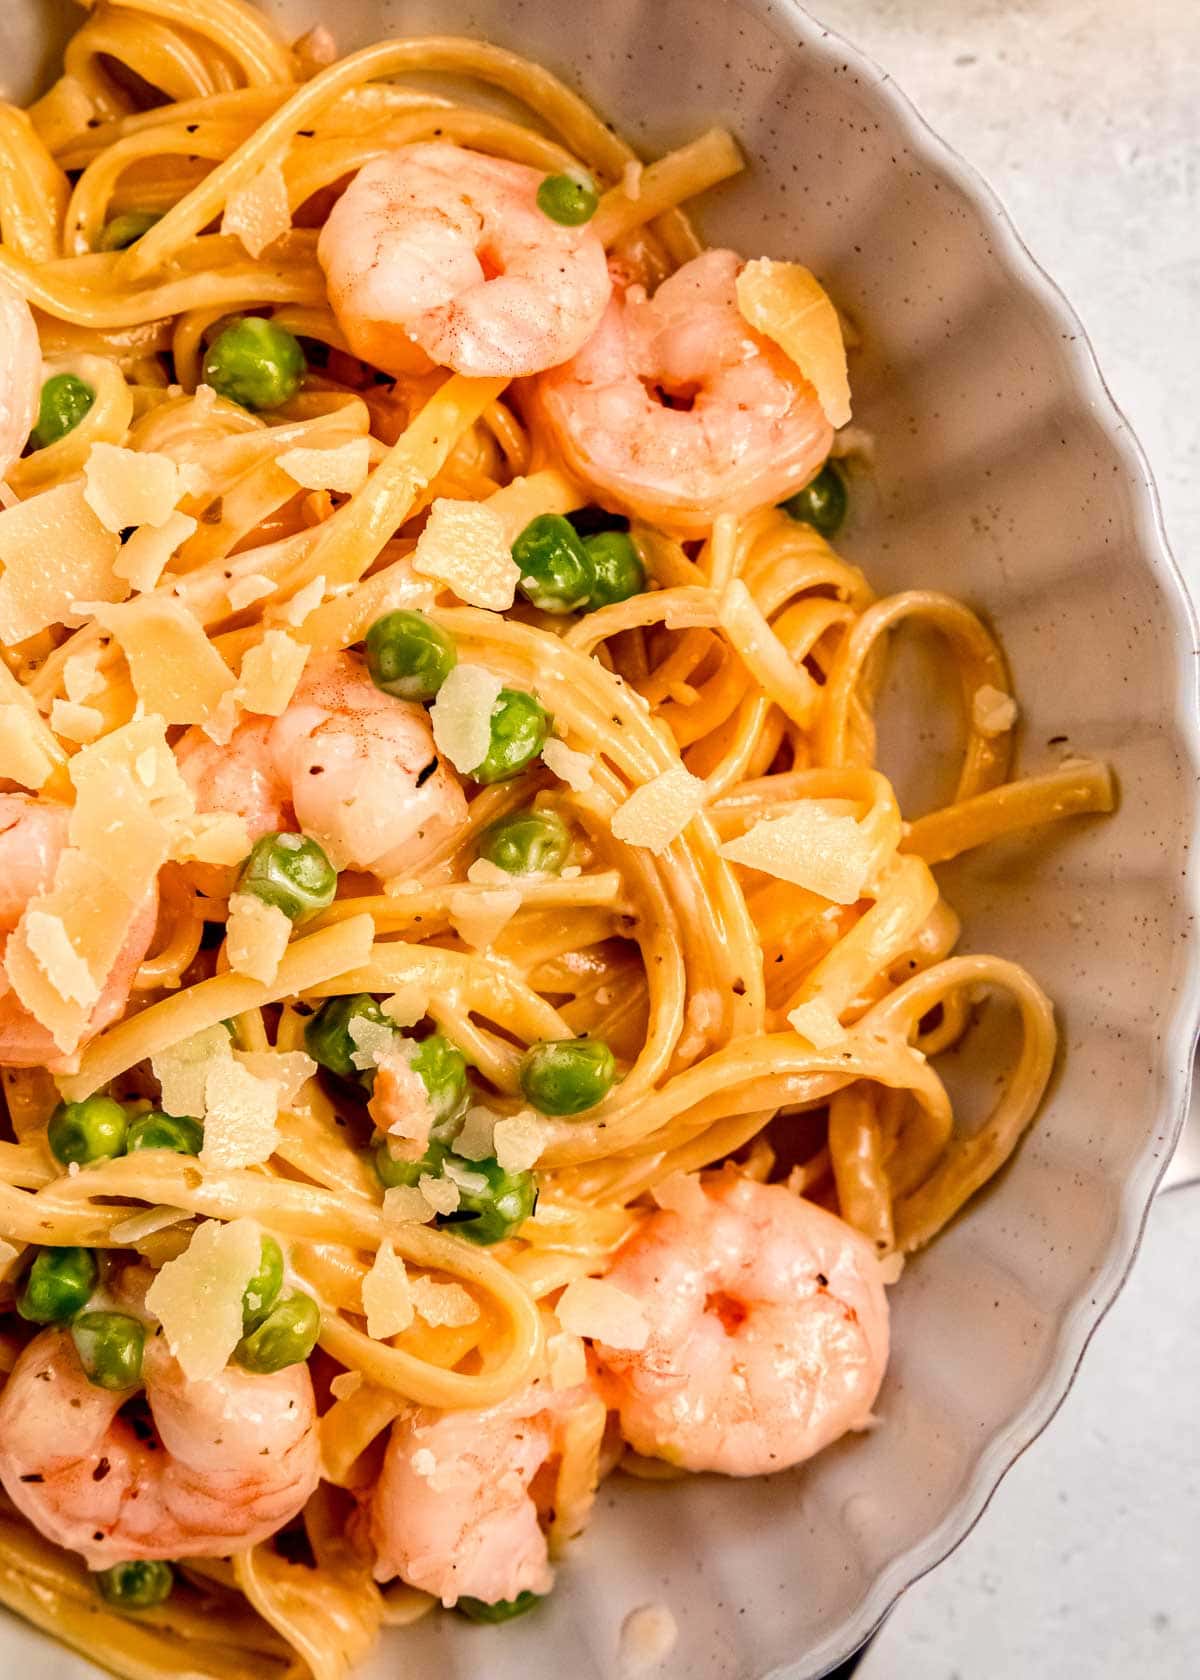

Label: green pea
[237,831,337,923]
[536,172,599,226]
[125,1111,203,1156]
[519,1037,616,1116]
[72,1312,145,1391]
[242,1234,285,1330]
[442,1155,536,1246]
[780,461,847,536]
[48,1096,130,1167]
[374,1135,448,1190]
[512,514,594,614]
[408,1032,469,1126]
[29,373,95,451]
[457,1591,541,1623]
[582,530,645,608]
[479,808,571,876]
[235,1290,320,1373]
[202,316,305,412]
[94,1559,173,1611]
[473,689,549,784]
[365,609,457,701]
[304,994,394,1080]
[17,1246,97,1325]
[96,211,161,252]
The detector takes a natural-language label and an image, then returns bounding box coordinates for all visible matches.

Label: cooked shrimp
[591,1172,888,1476]
[0,794,157,1068]
[317,143,611,379]
[0,275,39,480]
[533,247,834,535]
[0,1325,319,1568]
[175,650,466,876]
[370,1381,584,1606]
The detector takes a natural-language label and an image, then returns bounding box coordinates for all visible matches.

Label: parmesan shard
[221,161,292,259]
[151,1023,232,1120]
[114,510,197,593]
[379,986,427,1029]
[63,652,103,704]
[348,1014,399,1072]
[542,737,594,791]
[226,572,276,611]
[67,716,190,904]
[236,1049,318,1110]
[236,630,309,717]
[556,1277,649,1351]
[452,1105,497,1163]
[720,803,873,904]
[84,443,183,533]
[492,1110,548,1174]
[0,482,125,641]
[430,663,503,775]
[0,705,57,789]
[278,437,371,495]
[735,257,851,429]
[225,893,292,984]
[283,573,326,628]
[145,1217,263,1382]
[409,1274,478,1328]
[418,1174,460,1217]
[786,997,846,1048]
[610,767,706,855]
[49,700,103,745]
[546,1328,588,1391]
[447,883,522,949]
[97,595,236,725]
[972,683,1018,738]
[361,1240,414,1340]
[412,497,519,609]
[329,1369,363,1402]
[382,1184,436,1226]
[201,1057,280,1170]
[170,810,252,868]
[650,1171,709,1219]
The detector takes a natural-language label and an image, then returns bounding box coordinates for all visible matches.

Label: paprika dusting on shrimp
[0,4,1112,1678]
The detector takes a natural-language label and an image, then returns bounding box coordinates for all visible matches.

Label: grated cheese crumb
[144,1217,263,1382]
[453,1105,497,1162]
[361,1239,414,1339]
[382,1184,436,1225]
[786,997,846,1048]
[50,699,103,745]
[200,1057,279,1170]
[236,629,309,717]
[972,683,1018,738]
[348,1013,399,1072]
[720,803,873,904]
[557,1277,649,1350]
[430,663,503,775]
[492,1110,548,1174]
[448,883,522,949]
[221,161,291,259]
[610,767,706,855]
[410,1274,479,1328]
[546,1328,588,1391]
[227,572,277,611]
[418,1174,460,1216]
[542,737,594,791]
[283,573,326,627]
[380,986,427,1029]
[278,437,371,495]
[650,1172,709,1219]
[619,1603,678,1675]
[114,510,197,593]
[84,443,183,533]
[224,892,291,984]
[329,1369,363,1401]
[412,497,519,609]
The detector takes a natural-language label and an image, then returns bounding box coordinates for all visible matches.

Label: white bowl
[2,3,1198,1677]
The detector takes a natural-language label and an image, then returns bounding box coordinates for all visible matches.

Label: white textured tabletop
[806,2,1200,1675]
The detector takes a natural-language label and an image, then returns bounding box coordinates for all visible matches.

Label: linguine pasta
[0,4,1114,1675]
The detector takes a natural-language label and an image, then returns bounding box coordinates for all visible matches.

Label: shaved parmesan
[329,1369,363,1401]
[170,810,251,868]
[619,1604,678,1675]
[453,1105,497,1162]
[19,909,98,1009]
[67,717,189,904]
[74,715,193,829]
[418,1173,460,1217]
[0,482,125,641]
[348,1014,399,1072]
[383,1184,435,1225]
[361,1240,414,1339]
[720,804,873,904]
[84,443,183,533]
[278,437,371,495]
[542,737,594,791]
[972,683,1018,738]
[0,705,56,789]
[557,1277,649,1350]
[109,1204,191,1244]
[735,258,851,428]
[283,573,326,628]
[225,893,291,984]
[412,497,519,609]
[610,767,706,854]
[236,630,309,717]
[650,1172,708,1219]
[222,161,291,259]
[546,1328,588,1391]
[380,986,426,1029]
[201,1057,279,1169]
[98,595,235,725]
[50,699,103,745]
[410,1274,478,1328]
[372,1056,435,1152]
[63,651,103,704]
[465,858,514,888]
[441,1158,489,1198]
[152,1024,232,1120]
[430,663,503,775]
[448,883,521,949]
[201,689,242,747]
[786,997,846,1048]
[492,1110,548,1174]
[145,1216,263,1382]
[115,510,197,592]
[237,1049,317,1110]
[227,572,276,611]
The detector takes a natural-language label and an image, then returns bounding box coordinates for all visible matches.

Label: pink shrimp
[0,1326,319,1568]
[533,248,834,534]
[370,1381,587,1606]
[0,275,39,480]
[591,1172,888,1476]
[0,794,157,1069]
[175,650,466,877]
[317,143,611,378]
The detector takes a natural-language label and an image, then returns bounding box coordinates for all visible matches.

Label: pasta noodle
[0,4,1116,1676]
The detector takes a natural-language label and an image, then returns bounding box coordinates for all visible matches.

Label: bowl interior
[1,2,1197,1677]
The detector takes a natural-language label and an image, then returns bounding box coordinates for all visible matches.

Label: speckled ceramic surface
[2,3,1198,1677]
